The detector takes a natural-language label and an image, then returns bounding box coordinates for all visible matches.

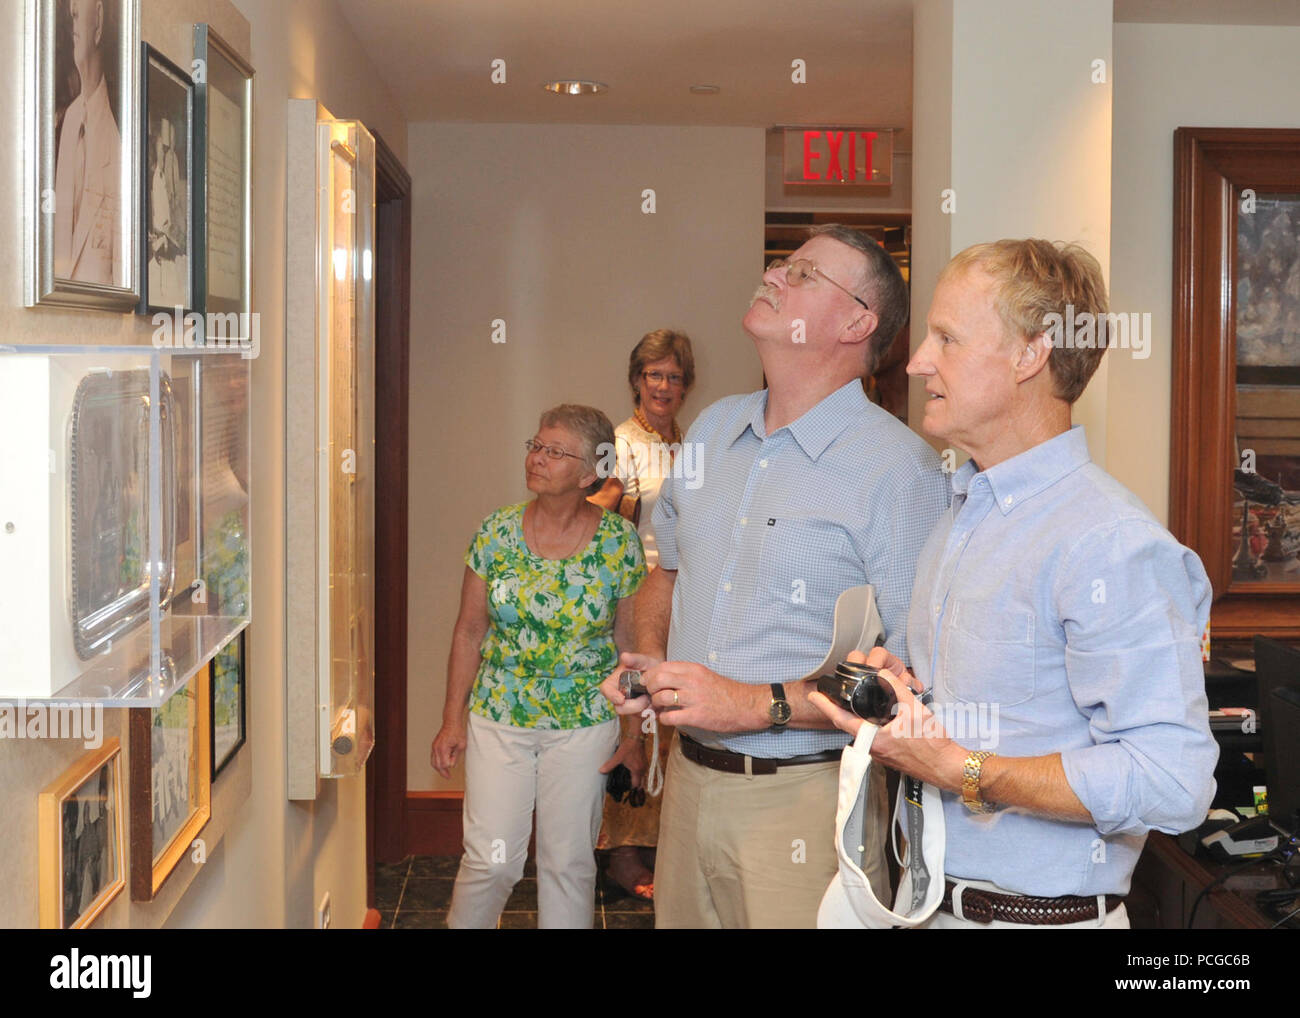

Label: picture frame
[139,44,194,315]
[192,24,253,333]
[38,738,126,929]
[1171,127,1300,639]
[129,669,211,901]
[25,0,141,309]
[210,629,246,777]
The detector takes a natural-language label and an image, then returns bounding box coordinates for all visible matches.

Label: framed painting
[129,669,211,900]
[1171,127,1300,638]
[38,738,126,928]
[210,629,246,777]
[139,44,194,315]
[26,0,141,309]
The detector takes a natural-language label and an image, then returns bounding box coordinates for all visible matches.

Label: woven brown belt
[679,734,843,775]
[940,880,1124,925]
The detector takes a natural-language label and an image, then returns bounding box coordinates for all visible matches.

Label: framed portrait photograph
[193,24,253,330]
[140,44,194,315]
[38,739,126,928]
[26,0,141,309]
[129,669,211,901]
[210,629,247,777]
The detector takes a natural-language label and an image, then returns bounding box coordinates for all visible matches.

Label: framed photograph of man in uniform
[140,44,194,315]
[192,24,253,334]
[26,0,141,310]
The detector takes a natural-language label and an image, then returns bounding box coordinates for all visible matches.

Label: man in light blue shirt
[814,239,1217,928]
[602,226,948,927]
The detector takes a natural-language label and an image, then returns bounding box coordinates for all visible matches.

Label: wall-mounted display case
[0,346,250,705]
[285,100,375,796]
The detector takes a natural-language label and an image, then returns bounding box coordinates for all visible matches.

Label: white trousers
[448,712,618,929]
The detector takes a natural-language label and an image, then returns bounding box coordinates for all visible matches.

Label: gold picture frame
[38,738,126,929]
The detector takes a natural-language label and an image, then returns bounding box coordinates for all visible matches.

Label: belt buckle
[960,887,996,924]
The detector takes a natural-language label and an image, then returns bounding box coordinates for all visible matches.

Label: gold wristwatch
[961,750,998,814]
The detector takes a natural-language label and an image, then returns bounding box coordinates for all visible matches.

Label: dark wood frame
[129,670,211,901]
[1170,127,1300,639]
[366,130,412,902]
[210,629,247,778]
[138,43,195,315]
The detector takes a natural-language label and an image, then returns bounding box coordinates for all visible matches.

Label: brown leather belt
[940,880,1124,925]
[679,734,843,775]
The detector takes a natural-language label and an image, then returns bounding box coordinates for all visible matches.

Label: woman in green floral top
[432,405,647,929]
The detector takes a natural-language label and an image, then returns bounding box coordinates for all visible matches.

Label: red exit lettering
[802,130,879,183]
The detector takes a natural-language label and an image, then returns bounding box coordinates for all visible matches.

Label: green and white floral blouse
[466,502,646,729]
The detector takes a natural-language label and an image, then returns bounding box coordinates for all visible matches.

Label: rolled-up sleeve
[1056,519,1218,837]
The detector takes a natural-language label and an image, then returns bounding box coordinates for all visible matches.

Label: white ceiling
[331,0,914,135]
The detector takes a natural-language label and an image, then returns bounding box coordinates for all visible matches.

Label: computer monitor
[1254,636,1300,833]
[1268,686,1300,835]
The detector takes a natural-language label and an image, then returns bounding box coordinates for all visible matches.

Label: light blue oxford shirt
[909,426,1217,897]
[654,379,949,757]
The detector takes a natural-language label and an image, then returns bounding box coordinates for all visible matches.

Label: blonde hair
[942,239,1109,404]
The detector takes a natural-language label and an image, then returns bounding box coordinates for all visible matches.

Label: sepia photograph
[27,0,139,308]
[141,45,194,313]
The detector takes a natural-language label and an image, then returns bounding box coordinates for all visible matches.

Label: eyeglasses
[766,257,871,312]
[524,438,585,462]
[642,370,685,387]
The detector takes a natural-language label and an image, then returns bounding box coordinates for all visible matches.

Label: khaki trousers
[654,737,888,928]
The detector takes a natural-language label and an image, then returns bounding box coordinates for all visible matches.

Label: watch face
[770,699,793,725]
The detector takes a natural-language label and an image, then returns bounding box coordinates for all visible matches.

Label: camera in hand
[817,661,898,724]
[618,669,648,699]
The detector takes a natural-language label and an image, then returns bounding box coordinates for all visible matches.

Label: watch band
[961,750,997,814]
[769,683,792,727]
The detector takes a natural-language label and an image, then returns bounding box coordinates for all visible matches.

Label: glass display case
[316,119,375,777]
[0,346,251,704]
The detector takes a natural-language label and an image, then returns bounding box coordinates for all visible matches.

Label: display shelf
[0,345,251,705]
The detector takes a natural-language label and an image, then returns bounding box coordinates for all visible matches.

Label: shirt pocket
[754,516,859,609]
[940,599,1035,707]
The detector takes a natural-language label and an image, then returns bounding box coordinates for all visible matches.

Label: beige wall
[0,0,404,929]
[1108,22,1300,525]
[406,123,766,791]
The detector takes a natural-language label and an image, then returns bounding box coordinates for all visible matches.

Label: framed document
[192,24,252,333]
[140,44,194,315]
[210,629,247,777]
[38,739,126,928]
[26,0,141,309]
[129,670,211,900]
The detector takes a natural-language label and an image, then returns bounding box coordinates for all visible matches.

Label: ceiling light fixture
[689,84,720,94]
[542,80,609,96]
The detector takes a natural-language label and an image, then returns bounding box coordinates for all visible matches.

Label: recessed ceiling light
[689,84,720,95]
[542,80,608,96]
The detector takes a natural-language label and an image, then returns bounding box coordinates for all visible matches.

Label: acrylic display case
[284,100,375,796]
[0,346,251,705]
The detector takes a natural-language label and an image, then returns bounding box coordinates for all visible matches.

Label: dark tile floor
[375,853,655,930]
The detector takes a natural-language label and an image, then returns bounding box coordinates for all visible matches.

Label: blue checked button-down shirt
[654,379,949,757]
[908,426,1217,897]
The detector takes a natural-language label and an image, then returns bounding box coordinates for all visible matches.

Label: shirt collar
[969,425,1091,515]
[723,379,870,461]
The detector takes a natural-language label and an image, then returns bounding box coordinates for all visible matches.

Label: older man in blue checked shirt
[602,225,949,928]
[812,239,1218,929]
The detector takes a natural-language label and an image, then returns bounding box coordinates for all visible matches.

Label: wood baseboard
[405,791,464,856]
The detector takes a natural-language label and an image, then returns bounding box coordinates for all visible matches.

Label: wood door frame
[367,130,413,906]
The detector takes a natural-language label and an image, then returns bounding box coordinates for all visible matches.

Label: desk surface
[1138,831,1294,930]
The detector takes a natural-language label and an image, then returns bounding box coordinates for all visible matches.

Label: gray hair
[538,404,615,495]
[809,223,910,372]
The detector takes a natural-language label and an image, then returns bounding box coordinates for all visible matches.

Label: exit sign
[782,127,894,186]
